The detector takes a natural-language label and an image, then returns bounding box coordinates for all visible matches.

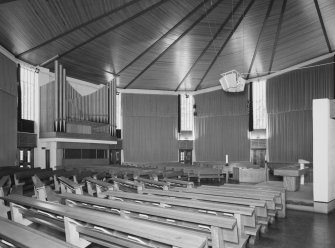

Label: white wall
[313,99,335,204]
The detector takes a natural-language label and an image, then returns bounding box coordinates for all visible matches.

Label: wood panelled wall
[194,90,250,161]
[122,94,178,162]
[0,53,17,166]
[267,57,335,162]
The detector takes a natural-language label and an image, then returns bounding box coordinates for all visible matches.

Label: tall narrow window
[253,80,267,129]
[20,65,37,121]
[116,92,122,129]
[180,94,193,131]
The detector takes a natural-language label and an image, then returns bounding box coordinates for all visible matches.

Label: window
[116,92,122,129]
[20,65,37,121]
[63,149,108,159]
[180,94,194,131]
[253,80,267,129]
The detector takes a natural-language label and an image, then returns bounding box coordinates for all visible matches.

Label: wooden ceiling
[0,0,334,91]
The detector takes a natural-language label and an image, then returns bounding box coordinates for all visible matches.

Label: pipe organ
[45,61,117,136]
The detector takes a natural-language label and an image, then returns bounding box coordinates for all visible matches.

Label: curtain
[267,57,334,162]
[0,53,17,166]
[122,94,178,162]
[194,90,250,161]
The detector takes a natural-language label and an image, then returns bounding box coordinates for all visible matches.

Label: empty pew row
[83,177,115,197]
[135,177,170,190]
[201,184,286,218]
[0,194,208,248]
[59,192,243,248]
[32,175,61,203]
[140,188,270,227]
[161,178,194,188]
[107,177,144,192]
[170,187,280,222]
[98,190,260,244]
[58,176,84,194]
[0,216,79,248]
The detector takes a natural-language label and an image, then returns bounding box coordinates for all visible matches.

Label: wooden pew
[161,178,194,188]
[98,190,260,243]
[58,176,84,194]
[140,189,270,228]
[53,170,78,191]
[1,194,208,248]
[59,192,241,248]
[0,176,11,204]
[107,177,144,192]
[184,167,224,183]
[83,177,115,197]
[31,175,61,202]
[203,184,286,218]
[135,177,169,190]
[0,217,79,248]
[13,168,47,192]
[172,187,280,221]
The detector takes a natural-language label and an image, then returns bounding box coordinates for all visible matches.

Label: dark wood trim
[195,0,256,91]
[117,0,210,75]
[0,0,18,4]
[314,0,332,53]
[175,0,243,91]
[43,0,169,67]
[246,0,275,79]
[39,132,117,142]
[123,0,224,89]
[16,0,141,58]
[268,0,287,74]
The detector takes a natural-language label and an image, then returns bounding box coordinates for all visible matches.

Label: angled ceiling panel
[61,0,200,85]
[128,0,235,90]
[0,0,333,90]
[200,0,267,89]
[0,0,127,54]
[318,0,335,49]
[272,0,329,72]
[249,0,284,78]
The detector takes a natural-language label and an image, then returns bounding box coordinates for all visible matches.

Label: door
[179,149,192,164]
[45,149,50,170]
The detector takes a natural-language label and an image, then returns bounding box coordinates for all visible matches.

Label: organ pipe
[54,60,59,132]
[63,68,66,132]
[60,64,64,131]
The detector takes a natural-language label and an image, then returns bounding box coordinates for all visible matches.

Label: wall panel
[122,94,178,162]
[0,53,17,166]
[194,90,250,161]
[267,57,334,162]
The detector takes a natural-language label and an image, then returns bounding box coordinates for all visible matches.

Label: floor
[250,210,335,248]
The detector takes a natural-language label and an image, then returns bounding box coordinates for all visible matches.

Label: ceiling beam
[117,0,211,75]
[246,0,275,79]
[175,0,244,91]
[0,0,19,4]
[16,0,141,58]
[42,0,169,67]
[195,0,256,91]
[268,0,287,74]
[123,0,224,89]
[313,0,332,53]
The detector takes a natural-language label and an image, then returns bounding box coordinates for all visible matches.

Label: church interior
[0,0,335,247]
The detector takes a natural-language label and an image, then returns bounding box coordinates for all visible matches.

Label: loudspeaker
[219,70,246,92]
[116,129,121,139]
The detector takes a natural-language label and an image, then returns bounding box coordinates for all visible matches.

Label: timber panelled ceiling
[0,0,334,91]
